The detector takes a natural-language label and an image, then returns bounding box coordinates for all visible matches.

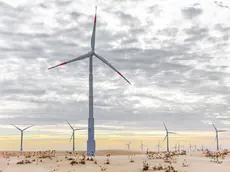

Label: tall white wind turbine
[11,124,34,151]
[66,121,84,151]
[212,123,227,150]
[163,123,177,152]
[48,7,130,156]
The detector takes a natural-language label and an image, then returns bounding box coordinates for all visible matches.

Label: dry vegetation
[0,149,229,172]
[204,150,229,164]
[142,150,188,171]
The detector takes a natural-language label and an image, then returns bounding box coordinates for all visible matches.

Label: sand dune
[0,150,144,156]
[0,150,229,172]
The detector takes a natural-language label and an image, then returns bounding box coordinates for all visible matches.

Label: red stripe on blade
[117,72,123,77]
[117,72,131,84]
[94,16,96,23]
[60,62,67,66]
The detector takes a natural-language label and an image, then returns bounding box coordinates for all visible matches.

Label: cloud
[0,0,230,140]
[181,4,203,19]
[214,1,229,9]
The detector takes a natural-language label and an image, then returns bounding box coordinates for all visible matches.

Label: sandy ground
[0,151,230,172]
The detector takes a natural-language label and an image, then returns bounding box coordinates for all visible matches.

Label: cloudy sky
[0,0,230,151]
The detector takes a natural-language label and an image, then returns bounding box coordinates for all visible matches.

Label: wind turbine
[163,123,177,152]
[212,123,227,150]
[177,143,181,152]
[155,141,160,152]
[194,145,197,151]
[126,142,132,150]
[48,7,131,156]
[11,124,34,151]
[181,144,184,151]
[140,141,144,151]
[189,143,193,152]
[201,144,204,151]
[173,144,177,152]
[66,121,84,151]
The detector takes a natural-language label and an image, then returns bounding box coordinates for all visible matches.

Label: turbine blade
[48,52,91,70]
[163,135,167,143]
[212,123,217,131]
[66,121,74,130]
[168,132,177,134]
[163,123,168,132]
[91,6,97,51]
[94,53,131,84]
[74,128,85,131]
[11,124,22,131]
[23,125,34,131]
[218,130,227,132]
[70,132,73,141]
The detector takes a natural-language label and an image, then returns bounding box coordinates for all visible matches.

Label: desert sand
[0,150,229,172]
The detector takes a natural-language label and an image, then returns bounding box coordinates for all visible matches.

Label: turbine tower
[212,123,227,150]
[66,121,84,151]
[48,7,130,156]
[11,124,33,151]
[163,123,177,152]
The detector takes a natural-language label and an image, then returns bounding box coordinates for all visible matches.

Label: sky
[0,0,230,151]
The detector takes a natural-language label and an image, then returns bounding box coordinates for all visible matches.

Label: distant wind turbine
[212,123,227,150]
[155,141,160,152]
[11,124,34,151]
[173,144,177,152]
[140,141,144,151]
[48,6,131,156]
[177,143,181,152]
[201,145,204,151]
[189,143,193,152]
[126,142,132,150]
[194,145,197,151]
[163,123,177,152]
[66,121,84,151]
